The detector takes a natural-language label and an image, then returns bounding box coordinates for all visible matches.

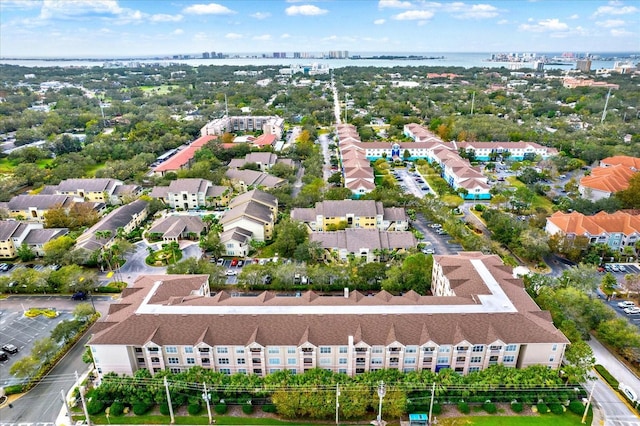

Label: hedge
[549,402,564,414]
[132,402,152,415]
[482,402,497,414]
[160,403,171,415]
[188,403,202,415]
[215,402,228,415]
[242,403,254,414]
[457,401,470,414]
[510,401,523,413]
[262,404,276,413]
[568,400,585,415]
[537,403,550,414]
[109,401,125,416]
[594,364,619,389]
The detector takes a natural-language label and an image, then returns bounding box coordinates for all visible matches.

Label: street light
[376,381,386,425]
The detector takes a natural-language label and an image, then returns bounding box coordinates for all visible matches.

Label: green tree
[562,340,595,384]
[272,219,308,259]
[73,302,95,321]
[615,172,640,208]
[200,231,224,258]
[9,355,39,379]
[17,243,36,262]
[51,319,82,344]
[43,235,76,265]
[597,318,640,351]
[32,337,58,362]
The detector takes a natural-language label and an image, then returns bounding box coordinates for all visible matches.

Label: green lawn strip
[88,414,343,425]
[506,177,552,212]
[437,412,588,426]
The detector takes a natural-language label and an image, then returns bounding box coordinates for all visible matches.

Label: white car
[619,265,627,272]
[422,248,435,254]
[225,270,237,276]
[618,301,635,308]
[612,264,620,272]
[624,307,640,315]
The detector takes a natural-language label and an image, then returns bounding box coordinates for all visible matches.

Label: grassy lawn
[87,414,342,425]
[506,177,553,212]
[139,85,179,95]
[436,412,589,426]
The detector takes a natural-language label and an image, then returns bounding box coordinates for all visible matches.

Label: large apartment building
[150,179,231,210]
[88,253,568,379]
[201,115,285,140]
[291,200,409,232]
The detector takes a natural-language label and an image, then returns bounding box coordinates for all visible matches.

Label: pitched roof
[54,178,121,193]
[154,135,216,172]
[23,228,68,244]
[310,228,417,252]
[580,164,635,193]
[148,215,206,238]
[220,200,273,225]
[229,189,277,209]
[0,220,22,241]
[167,178,211,194]
[6,194,77,210]
[253,133,277,147]
[547,210,640,236]
[225,169,285,188]
[600,155,640,170]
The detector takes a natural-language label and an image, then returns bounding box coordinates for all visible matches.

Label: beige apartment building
[88,253,568,379]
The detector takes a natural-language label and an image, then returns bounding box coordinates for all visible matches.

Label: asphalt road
[588,337,640,425]
[411,214,463,256]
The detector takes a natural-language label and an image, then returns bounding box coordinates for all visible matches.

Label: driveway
[411,214,462,256]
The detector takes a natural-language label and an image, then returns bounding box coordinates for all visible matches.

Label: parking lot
[605,295,640,332]
[411,214,464,256]
[393,168,433,198]
[0,296,79,387]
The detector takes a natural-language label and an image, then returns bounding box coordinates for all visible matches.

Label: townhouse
[88,252,568,379]
[220,190,278,253]
[310,228,417,263]
[74,199,149,253]
[150,179,231,210]
[579,164,636,201]
[225,168,286,191]
[455,141,558,161]
[0,220,68,259]
[291,200,409,232]
[336,124,375,196]
[0,194,101,223]
[227,152,292,172]
[545,211,640,252]
[40,178,141,205]
[153,135,217,176]
[147,216,207,244]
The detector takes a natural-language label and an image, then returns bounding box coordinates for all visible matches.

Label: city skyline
[0,0,638,58]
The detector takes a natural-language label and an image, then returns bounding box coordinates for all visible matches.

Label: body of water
[0,52,637,71]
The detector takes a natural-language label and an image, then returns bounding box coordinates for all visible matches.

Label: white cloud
[593,1,638,16]
[393,10,434,20]
[183,3,235,15]
[497,19,508,24]
[172,29,184,35]
[281,33,291,38]
[0,0,42,10]
[39,0,123,19]
[611,28,633,36]
[251,12,271,19]
[568,14,579,19]
[596,19,625,27]
[225,32,243,39]
[150,14,183,23]
[519,18,569,32]
[374,18,386,24]
[322,35,338,41]
[378,0,413,8]
[285,5,328,16]
[253,34,272,41]
[450,3,499,19]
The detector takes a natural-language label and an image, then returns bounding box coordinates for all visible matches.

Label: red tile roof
[154,135,217,172]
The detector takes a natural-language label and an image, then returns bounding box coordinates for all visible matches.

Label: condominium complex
[88,253,568,379]
[200,115,285,140]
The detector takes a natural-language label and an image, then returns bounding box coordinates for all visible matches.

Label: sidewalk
[56,367,93,426]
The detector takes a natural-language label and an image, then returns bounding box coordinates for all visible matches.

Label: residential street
[588,337,640,425]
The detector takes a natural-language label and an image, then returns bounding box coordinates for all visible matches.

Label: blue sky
[0,0,638,58]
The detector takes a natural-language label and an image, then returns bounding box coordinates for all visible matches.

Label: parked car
[617,301,635,308]
[2,344,18,354]
[230,259,238,267]
[263,275,272,284]
[422,248,435,254]
[619,265,627,272]
[624,307,640,315]
[0,351,8,361]
[237,260,244,267]
[612,264,620,272]
[71,291,87,301]
[225,270,237,276]
[604,264,613,272]
[217,258,225,267]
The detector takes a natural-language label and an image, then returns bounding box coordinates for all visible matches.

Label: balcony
[251,358,262,364]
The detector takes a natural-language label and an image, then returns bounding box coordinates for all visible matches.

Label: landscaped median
[24,307,58,318]
[594,364,640,414]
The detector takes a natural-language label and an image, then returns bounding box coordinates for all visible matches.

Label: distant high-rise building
[534,61,544,72]
[577,59,592,73]
[293,52,301,59]
[202,52,210,59]
[211,51,216,58]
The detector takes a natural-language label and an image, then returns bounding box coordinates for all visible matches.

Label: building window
[339,346,348,354]
[404,368,415,373]
[168,357,179,364]
[320,347,331,354]
[406,346,417,353]
[439,346,451,353]
[371,358,383,365]
[339,358,347,365]
[436,357,449,364]
[220,368,231,375]
[269,358,281,365]
[489,345,502,351]
[338,368,347,374]
[287,347,296,354]
[503,356,515,363]
[184,347,194,354]
[405,357,416,364]
[218,358,229,365]
[505,344,517,352]
[217,347,228,354]
[236,347,245,354]
[201,358,210,364]
[372,347,383,354]
[199,347,210,353]
[238,369,247,374]
[268,348,280,354]
[148,347,159,352]
[552,344,557,351]
[135,348,143,353]
[456,356,466,362]
[423,347,435,353]
[237,358,246,364]
[269,369,281,374]
[287,358,297,365]
[137,357,145,363]
[470,356,482,363]
[472,345,484,352]
[186,358,195,365]
[456,346,469,352]
[170,368,181,374]
[320,358,331,365]
[549,356,555,362]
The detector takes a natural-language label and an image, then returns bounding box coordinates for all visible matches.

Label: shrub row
[594,364,619,389]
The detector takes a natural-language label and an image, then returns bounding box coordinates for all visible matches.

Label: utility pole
[470,91,475,116]
[376,381,386,425]
[78,385,92,426]
[600,87,612,124]
[60,389,71,424]
[164,376,175,424]
[203,383,213,424]
[428,382,436,424]
[582,382,596,424]
[335,383,340,425]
